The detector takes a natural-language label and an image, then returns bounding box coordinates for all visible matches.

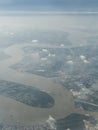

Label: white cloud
[67,60,73,64]
[70,89,81,96]
[80,55,90,63]
[42,49,48,52]
[46,115,56,130]
[67,129,70,130]
[60,44,65,47]
[48,53,55,57]
[32,39,38,43]
[83,60,90,64]
[80,55,86,60]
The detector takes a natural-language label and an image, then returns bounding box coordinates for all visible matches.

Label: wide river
[0,43,75,125]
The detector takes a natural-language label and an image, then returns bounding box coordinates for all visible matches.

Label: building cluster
[0,123,56,130]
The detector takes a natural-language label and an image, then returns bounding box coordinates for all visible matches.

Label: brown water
[0,44,74,125]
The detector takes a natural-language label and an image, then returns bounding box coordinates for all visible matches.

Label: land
[0,14,98,130]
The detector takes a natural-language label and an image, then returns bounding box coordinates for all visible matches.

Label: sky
[0,0,98,11]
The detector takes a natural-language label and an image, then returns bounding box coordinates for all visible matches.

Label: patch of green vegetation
[0,80,54,108]
[56,113,97,130]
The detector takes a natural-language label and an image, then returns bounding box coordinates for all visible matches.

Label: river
[0,43,74,125]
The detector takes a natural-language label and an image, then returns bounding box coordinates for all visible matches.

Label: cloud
[48,53,55,57]
[60,44,65,47]
[80,55,90,63]
[83,60,90,64]
[80,55,86,60]
[67,60,73,65]
[32,40,38,43]
[46,115,56,130]
[42,49,48,52]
